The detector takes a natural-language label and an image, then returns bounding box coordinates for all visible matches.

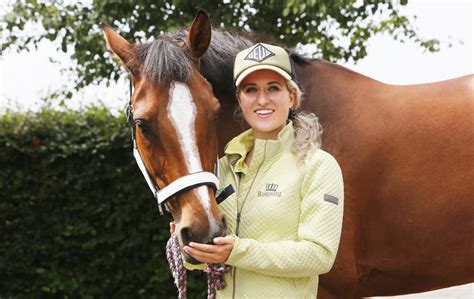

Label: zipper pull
[235,212,241,236]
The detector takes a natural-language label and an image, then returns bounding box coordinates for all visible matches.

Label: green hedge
[0,107,207,298]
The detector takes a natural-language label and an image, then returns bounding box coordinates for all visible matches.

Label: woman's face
[238,69,296,140]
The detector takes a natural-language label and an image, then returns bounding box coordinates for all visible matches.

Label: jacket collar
[224,121,295,173]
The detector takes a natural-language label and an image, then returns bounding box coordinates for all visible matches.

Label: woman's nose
[256,91,269,105]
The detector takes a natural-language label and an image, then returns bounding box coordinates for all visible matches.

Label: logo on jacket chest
[257,183,281,197]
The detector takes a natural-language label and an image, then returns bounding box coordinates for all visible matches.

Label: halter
[126,80,234,215]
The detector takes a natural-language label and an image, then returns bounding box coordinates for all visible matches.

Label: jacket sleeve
[224,153,344,278]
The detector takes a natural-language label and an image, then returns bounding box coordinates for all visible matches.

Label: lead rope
[166,234,231,299]
[166,234,187,298]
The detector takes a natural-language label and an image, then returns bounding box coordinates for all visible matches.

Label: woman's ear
[289,88,297,109]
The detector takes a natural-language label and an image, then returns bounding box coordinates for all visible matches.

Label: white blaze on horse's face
[167,81,219,234]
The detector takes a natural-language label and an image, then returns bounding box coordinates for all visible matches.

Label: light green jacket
[216,122,344,298]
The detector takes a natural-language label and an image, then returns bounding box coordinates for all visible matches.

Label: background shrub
[0,106,207,297]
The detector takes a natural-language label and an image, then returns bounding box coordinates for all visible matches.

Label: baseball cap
[233,43,295,87]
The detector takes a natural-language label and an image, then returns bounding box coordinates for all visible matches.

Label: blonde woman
[182,43,344,298]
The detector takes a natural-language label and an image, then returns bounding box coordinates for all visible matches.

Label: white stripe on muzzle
[167,82,219,235]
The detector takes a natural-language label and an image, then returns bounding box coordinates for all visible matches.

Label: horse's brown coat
[280,62,473,297]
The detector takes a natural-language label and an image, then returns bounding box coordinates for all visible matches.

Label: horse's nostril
[181,227,192,245]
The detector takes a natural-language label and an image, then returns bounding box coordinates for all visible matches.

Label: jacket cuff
[224,235,242,266]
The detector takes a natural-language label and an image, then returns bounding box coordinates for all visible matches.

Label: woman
[181,43,344,298]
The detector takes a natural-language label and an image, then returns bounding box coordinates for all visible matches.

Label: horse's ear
[102,24,137,72]
[187,10,211,60]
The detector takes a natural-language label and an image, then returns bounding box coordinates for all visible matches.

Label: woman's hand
[183,236,235,264]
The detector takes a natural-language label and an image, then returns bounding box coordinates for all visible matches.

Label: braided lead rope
[204,263,232,299]
[166,234,232,299]
[166,234,187,298]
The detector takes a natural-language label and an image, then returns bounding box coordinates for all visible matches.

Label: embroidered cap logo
[244,43,275,62]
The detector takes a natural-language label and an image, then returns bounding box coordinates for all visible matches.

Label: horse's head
[103,11,225,263]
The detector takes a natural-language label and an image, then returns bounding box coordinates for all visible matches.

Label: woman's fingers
[184,246,216,261]
[188,237,234,254]
[185,246,231,263]
[188,242,218,253]
[184,239,234,263]
[213,236,234,245]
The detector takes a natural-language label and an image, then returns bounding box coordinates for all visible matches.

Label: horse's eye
[135,119,151,135]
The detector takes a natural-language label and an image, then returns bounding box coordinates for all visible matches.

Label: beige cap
[233,43,293,87]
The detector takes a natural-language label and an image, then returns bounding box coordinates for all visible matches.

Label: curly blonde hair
[285,81,323,163]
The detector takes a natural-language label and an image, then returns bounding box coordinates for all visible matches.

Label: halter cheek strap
[133,140,220,215]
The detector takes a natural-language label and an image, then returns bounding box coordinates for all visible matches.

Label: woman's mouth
[255,109,274,117]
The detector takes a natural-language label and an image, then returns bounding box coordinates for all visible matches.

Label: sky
[0,0,473,114]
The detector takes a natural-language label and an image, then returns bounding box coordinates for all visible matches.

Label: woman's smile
[255,108,275,117]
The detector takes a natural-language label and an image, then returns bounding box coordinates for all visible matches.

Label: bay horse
[103,14,226,265]
[103,11,474,298]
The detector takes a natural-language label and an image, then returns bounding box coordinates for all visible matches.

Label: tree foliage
[1,0,438,97]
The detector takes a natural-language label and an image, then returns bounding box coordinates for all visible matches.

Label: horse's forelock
[139,31,193,86]
[136,29,254,94]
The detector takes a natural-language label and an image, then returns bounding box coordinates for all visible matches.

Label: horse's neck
[296,59,383,117]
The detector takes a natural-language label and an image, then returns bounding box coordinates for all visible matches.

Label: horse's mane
[201,30,254,97]
[134,28,313,99]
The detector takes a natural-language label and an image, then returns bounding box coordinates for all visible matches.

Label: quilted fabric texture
[216,123,344,298]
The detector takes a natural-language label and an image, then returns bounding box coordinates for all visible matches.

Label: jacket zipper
[232,141,267,299]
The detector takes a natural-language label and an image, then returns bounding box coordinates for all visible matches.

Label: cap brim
[235,65,292,87]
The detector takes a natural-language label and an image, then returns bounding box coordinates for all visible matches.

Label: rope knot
[204,263,232,298]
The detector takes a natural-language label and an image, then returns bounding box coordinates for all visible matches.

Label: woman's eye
[244,86,257,93]
[268,85,280,91]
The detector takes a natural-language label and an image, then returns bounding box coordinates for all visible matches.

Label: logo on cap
[244,44,275,62]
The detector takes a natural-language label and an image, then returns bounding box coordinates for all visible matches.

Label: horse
[103,13,227,265]
[103,11,474,298]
